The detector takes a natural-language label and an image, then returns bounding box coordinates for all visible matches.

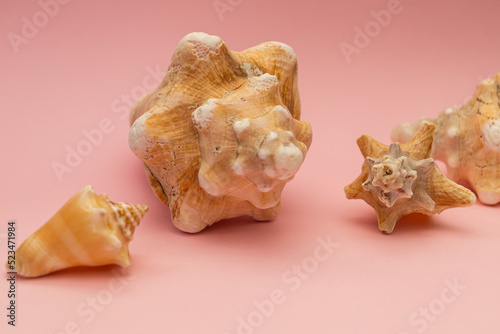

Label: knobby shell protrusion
[362,143,435,208]
[391,73,500,205]
[345,123,476,234]
[7,186,148,277]
[128,32,312,232]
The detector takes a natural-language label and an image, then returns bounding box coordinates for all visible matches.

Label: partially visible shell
[7,186,148,277]
[392,73,500,205]
[128,32,312,232]
[345,123,475,234]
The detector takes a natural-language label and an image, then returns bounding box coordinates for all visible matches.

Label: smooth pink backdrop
[1,0,499,333]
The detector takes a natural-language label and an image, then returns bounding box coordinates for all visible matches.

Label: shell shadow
[390,214,436,235]
[345,211,462,236]
[10,264,126,281]
[205,215,272,230]
[185,215,289,256]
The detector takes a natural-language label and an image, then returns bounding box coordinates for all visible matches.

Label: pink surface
[1,0,499,333]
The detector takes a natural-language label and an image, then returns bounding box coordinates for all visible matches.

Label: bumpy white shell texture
[362,143,434,208]
[392,73,500,205]
[129,32,312,232]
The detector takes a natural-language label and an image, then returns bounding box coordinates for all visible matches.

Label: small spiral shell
[7,186,148,277]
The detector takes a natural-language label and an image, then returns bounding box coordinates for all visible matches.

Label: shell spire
[6,186,149,278]
[108,200,149,241]
[345,123,476,234]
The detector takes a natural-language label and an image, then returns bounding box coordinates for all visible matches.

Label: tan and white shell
[392,73,500,205]
[345,123,476,234]
[129,32,312,232]
[8,186,148,277]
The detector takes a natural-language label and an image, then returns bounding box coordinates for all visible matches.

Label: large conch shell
[128,32,312,233]
[345,123,475,234]
[392,73,500,205]
[7,186,148,277]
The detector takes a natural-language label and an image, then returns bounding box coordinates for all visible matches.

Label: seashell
[392,73,500,205]
[128,32,312,233]
[7,186,148,277]
[345,123,475,234]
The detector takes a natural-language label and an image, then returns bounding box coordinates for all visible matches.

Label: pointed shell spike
[345,123,475,234]
[391,73,500,205]
[6,186,148,277]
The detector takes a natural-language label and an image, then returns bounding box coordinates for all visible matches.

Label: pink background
[1,0,499,333]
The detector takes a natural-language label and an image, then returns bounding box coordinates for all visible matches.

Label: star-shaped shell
[129,32,312,232]
[345,123,476,234]
[392,73,500,205]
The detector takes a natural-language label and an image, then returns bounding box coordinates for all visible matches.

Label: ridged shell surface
[8,186,148,277]
[392,74,500,205]
[345,123,475,233]
[129,32,312,232]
